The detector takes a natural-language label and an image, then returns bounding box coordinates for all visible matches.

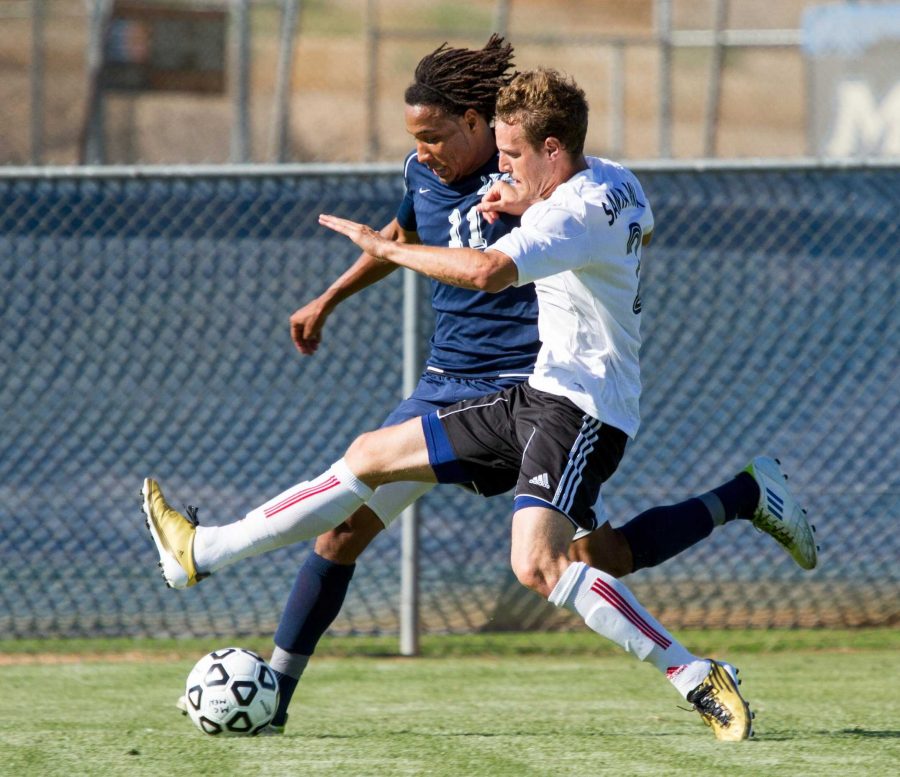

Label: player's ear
[544,137,563,159]
[464,108,483,133]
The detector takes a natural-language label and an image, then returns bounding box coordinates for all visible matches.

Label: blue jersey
[396,152,540,378]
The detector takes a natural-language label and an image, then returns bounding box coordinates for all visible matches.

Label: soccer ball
[184,647,280,736]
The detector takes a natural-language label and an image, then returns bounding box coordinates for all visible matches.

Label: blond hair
[495,68,588,155]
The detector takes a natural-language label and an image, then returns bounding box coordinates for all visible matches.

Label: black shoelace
[687,684,733,727]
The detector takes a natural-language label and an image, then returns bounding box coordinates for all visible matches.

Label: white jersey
[490,157,654,438]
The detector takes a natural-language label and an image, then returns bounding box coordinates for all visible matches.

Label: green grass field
[2,630,898,777]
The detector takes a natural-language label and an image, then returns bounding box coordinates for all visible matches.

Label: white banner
[804,3,900,157]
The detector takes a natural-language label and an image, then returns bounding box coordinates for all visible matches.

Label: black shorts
[421,382,627,531]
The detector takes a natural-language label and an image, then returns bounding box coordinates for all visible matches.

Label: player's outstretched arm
[291,219,417,355]
[319,213,517,292]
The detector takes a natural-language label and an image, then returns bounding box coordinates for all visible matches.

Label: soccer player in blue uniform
[160,37,816,733]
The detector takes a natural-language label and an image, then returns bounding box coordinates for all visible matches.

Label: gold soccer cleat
[687,661,753,742]
[140,478,204,589]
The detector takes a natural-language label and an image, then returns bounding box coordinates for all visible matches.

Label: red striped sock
[194,459,372,573]
[550,562,698,674]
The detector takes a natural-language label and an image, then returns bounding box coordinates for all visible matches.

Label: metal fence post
[81,0,113,164]
[271,0,303,163]
[30,0,45,164]
[656,0,673,158]
[704,0,729,157]
[493,0,510,37]
[399,267,421,656]
[230,0,251,163]
[365,0,380,161]
[609,42,625,158]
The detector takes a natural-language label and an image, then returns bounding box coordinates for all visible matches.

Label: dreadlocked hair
[404,34,515,122]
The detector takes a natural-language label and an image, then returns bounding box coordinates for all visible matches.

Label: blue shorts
[380,369,529,428]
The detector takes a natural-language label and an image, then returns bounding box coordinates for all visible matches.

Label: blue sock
[716,471,760,520]
[270,552,355,724]
[621,473,759,572]
[270,670,300,727]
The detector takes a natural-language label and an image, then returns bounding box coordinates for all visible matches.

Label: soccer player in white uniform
[246,36,815,735]
[141,68,810,740]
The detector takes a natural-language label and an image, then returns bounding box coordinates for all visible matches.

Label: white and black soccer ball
[184,647,280,736]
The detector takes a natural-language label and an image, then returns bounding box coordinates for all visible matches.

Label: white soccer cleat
[744,456,818,570]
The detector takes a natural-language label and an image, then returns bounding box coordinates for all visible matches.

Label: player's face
[494,120,554,201]
[404,104,487,184]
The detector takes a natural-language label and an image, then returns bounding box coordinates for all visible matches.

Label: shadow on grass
[307,728,694,740]
[838,728,900,739]
[754,728,900,742]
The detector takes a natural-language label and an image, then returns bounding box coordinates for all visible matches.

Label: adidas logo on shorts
[528,472,550,489]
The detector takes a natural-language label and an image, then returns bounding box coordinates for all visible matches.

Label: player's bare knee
[344,432,372,468]
[510,553,561,599]
[344,431,388,485]
[511,560,544,595]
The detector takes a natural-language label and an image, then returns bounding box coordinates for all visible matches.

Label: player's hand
[290,297,331,356]
[476,181,534,224]
[319,214,387,261]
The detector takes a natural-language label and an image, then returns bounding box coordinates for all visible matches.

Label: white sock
[549,562,710,698]
[193,459,372,574]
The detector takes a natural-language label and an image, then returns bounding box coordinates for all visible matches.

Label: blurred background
[2,0,899,166]
[1,1,898,645]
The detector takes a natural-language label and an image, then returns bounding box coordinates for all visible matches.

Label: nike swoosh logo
[418,187,430,194]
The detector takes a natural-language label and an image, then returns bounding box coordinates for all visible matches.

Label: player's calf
[568,522,633,577]
[314,506,385,564]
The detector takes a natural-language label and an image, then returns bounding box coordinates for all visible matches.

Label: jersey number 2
[627,222,643,314]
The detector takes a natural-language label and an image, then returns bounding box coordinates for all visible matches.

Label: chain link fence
[1,161,898,643]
